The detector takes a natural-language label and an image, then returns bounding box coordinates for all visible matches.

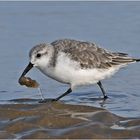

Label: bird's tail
[112,52,140,64]
[135,59,140,62]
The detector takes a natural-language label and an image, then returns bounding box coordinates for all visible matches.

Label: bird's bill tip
[20,62,34,77]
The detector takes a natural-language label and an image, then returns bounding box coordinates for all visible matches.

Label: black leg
[97,81,108,99]
[53,88,72,101]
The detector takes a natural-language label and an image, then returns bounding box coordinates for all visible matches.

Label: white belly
[38,53,121,89]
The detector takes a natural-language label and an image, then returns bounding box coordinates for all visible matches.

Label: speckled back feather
[51,39,136,69]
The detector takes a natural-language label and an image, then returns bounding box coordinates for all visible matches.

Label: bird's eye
[36,53,41,58]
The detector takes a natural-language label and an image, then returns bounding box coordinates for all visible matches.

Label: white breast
[38,52,122,89]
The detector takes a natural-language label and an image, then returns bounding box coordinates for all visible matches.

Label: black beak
[20,62,34,77]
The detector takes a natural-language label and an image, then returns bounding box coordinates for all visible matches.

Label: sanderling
[19,39,140,101]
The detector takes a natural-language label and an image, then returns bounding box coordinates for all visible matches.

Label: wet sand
[0,99,140,139]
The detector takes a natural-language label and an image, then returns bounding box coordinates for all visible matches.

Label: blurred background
[0,1,140,117]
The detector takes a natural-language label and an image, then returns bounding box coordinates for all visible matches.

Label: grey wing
[51,39,136,69]
[67,46,137,69]
[62,40,114,69]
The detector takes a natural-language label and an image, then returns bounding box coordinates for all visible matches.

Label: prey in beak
[18,62,36,87]
[18,62,45,100]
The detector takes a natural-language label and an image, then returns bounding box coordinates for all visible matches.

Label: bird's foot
[51,98,58,102]
[103,95,108,100]
[38,98,58,103]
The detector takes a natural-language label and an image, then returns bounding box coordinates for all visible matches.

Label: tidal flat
[0,100,139,139]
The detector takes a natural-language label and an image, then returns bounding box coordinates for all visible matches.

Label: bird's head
[20,43,53,77]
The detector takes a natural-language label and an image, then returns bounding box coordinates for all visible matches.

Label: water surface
[0,1,140,118]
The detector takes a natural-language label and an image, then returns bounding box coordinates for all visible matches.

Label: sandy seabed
[0,99,140,139]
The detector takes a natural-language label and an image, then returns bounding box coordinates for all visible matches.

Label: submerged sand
[0,99,140,139]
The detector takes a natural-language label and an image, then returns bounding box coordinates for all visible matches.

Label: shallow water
[0,1,140,118]
[0,101,140,139]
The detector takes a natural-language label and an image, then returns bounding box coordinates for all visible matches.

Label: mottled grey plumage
[51,39,138,69]
[29,43,47,58]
